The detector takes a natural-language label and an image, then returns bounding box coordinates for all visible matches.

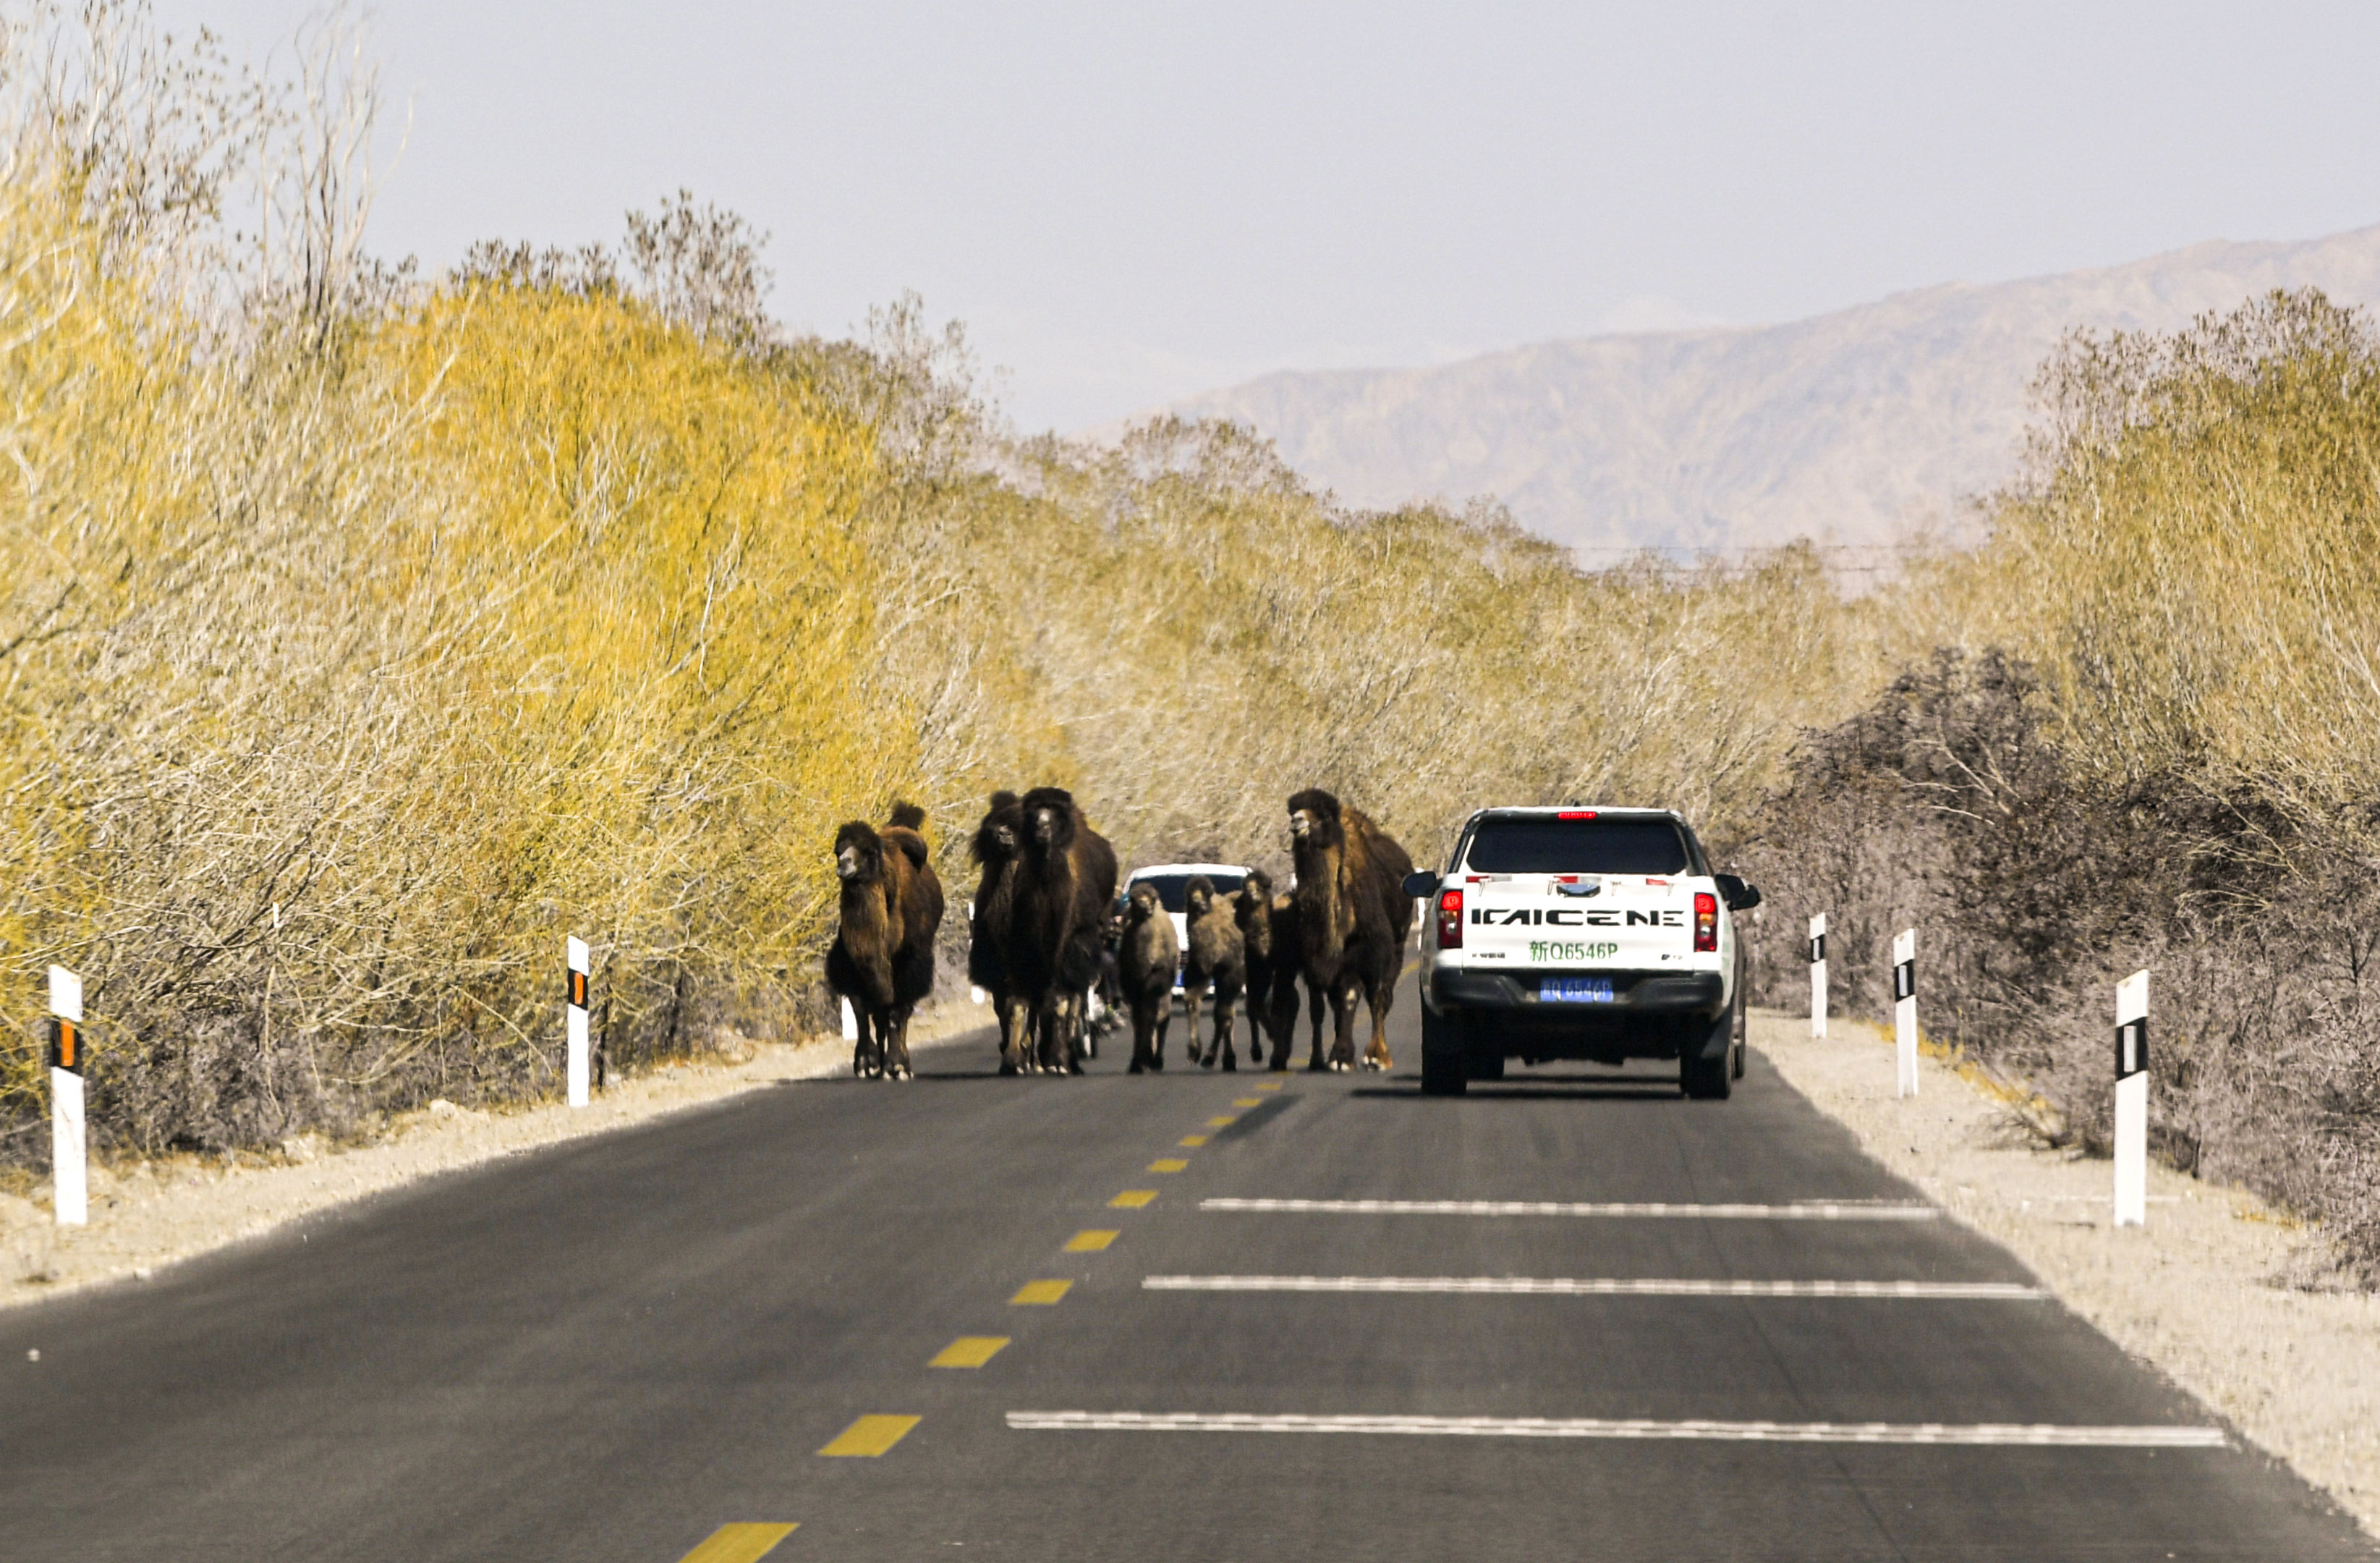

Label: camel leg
[1034,993,1064,1075]
[1049,991,1084,1075]
[998,991,1034,1076]
[1183,982,1207,1067]
[864,1005,889,1080]
[1151,995,1171,1069]
[850,999,870,1077]
[1304,978,1331,1072]
[1266,979,1296,1072]
[1363,975,1394,1072]
[887,1004,915,1080]
[1328,977,1361,1071]
[1215,994,1238,1071]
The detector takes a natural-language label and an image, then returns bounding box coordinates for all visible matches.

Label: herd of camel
[825,787,1416,1081]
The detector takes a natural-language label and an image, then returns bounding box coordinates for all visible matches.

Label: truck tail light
[1693,891,1719,952]
[1436,889,1463,949]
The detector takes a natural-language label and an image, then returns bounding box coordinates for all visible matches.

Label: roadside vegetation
[1,5,2373,1283]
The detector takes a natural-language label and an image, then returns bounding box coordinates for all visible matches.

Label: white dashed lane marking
[1199,1198,1939,1221]
[1004,1411,2227,1447]
[1142,1275,2044,1300]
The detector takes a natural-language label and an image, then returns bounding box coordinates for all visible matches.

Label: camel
[1182,873,1246,1070]
[1287,788,1415,1071]
[968,791,1035,1072]
[1117,881,1181,1072]
[1234,870,1294,1067]
[1006,787,1118,1075]
[825,802,945,1080]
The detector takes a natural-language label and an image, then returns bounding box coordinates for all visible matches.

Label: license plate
[1539,977,1615,1004]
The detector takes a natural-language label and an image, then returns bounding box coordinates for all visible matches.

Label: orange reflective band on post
[49,1017,79,1073]
[568,970,588,1008]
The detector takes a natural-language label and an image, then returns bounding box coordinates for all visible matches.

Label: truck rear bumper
[1424,967,1728,1065]
[1429,967,1723,1017]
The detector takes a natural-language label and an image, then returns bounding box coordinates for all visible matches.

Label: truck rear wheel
[1421,1006,1467,1096]
[1681,1049,1731,1100]
[1681,1006,1735,1100]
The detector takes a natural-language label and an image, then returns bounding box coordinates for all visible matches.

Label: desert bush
[0,4,902,1159]
[883,420,1879,880]
[1747,290,2380,1280]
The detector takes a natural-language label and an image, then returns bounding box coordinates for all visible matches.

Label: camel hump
[887,830,930,868]
[888,800,927,832]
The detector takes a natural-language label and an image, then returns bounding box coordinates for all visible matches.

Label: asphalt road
[0,987,2368,1562]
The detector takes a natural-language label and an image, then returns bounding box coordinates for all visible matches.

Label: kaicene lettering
[1469,908,1686,928]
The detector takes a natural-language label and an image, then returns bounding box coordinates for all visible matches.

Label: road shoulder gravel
[1754,1009,2380,1540]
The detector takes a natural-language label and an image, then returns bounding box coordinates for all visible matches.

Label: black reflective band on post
[48,1017,81,1074]
[1892,961,1914,1001]
[1809,935,1826,964]
[2115,1017,2148,1080]
[568,970,588,1009]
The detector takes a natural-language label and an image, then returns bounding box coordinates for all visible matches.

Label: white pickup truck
[1404,806,1761,1098]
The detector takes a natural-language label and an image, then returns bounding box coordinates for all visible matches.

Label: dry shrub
[0,6,901,1158]
[882,419,1879,878]
[1746,647,2380,1283]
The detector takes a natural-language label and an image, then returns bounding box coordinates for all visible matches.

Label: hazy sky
[153,1,2380,431]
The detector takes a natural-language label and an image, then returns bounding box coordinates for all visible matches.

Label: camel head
[1287,789,1343,852]
[1021,787,1079,855]
[1186,874,1215,918]
[833,821,885,883]
[1126,882,1162,922]
[972,791,1023,865]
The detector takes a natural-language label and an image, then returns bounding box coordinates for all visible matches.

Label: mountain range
[1137,226,2380,560]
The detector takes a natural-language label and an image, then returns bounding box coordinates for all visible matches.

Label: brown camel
[1117,881,1180,1072]
[825,802,945,1080]
[1006,787,1118,1075]
[1182,873,1247,1070]
[968,791,1035,1072]
[1287,788,1415,1072]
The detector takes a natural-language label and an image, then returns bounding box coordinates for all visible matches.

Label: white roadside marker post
[1892,929,1918,1098]
[2114,970,2149,1228]
[566,936,591,1108]
[1809,914,1828,1038]
[48,965,87,1227]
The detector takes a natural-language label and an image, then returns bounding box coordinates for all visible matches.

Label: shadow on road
[1351,1078,1688,1101]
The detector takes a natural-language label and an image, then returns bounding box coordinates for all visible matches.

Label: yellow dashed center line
[930,1336,1011,1368]
[1206,1115,1238,1129]
[1178,1135,1210,1148]
[1065,1229,1119,1252]
[1253,1082,1283,1092]
[676,1523,798,1562]
[1011,1279,1073,1305]
[1149,1158,1189,1172]
[1110,1190,1157,1208]
[1232,1097,1263,1108]
[818,1415,920,1457]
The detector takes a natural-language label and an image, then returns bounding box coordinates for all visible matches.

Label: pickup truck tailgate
[1461,873,1693,968]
